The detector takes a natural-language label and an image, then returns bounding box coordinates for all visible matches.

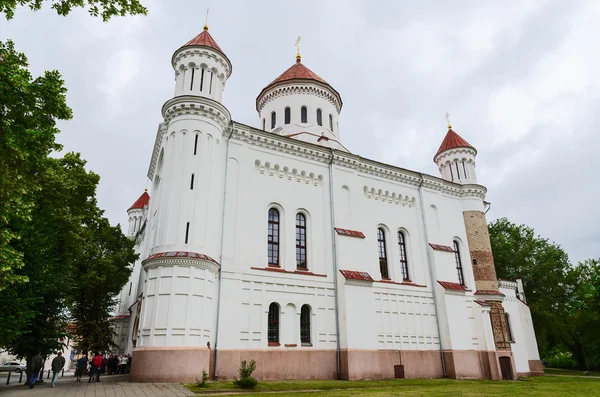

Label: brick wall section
[489,302,512,351]
[463,211,499,291]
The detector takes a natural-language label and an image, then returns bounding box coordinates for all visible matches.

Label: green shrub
[233,359,258,389]
[546,351,578,369]
[195,370,209,387]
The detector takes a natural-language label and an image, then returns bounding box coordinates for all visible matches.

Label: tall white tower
[126,189,149,238]
[131,25,232,382]
[434,125,477,184]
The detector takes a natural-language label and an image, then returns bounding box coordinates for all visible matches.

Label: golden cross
[445,112,452,128]
[204,9,209,30]
[295,36,302,57]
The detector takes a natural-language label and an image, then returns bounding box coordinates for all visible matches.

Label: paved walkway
[0,375,195,397]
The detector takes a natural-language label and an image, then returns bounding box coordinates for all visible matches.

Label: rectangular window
[189,68,195,91]
[378,228,389,279]
[209,71,213,94]
[128,282,132,296]
[296,214,307,270]
[185,222,190,244]
[194,134,199,155]
[200,68,205,91]
[267,209,280,266]
[300,305,311,345]
[190,174,195,190]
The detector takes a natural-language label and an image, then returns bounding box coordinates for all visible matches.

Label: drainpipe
[328,149,342,379]
[417,173,447,377]
[213,121,236,379]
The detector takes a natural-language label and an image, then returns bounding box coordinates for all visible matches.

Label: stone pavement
[0,374,195,397]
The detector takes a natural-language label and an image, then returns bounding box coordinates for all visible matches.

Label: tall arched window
[296,213,307,270]
[271,111,276,129]
[301,106,307,123]
[453,241,465,286]
[267,209,280,266]
[262,118,265,131]
[397,231,409,281]
[316,109,323,126]
[268,302,279,344]
[284,107,291,124]
[300,305,311,345]
[377,228,389,279]
[194,134,199,155]
[329,114,333,131]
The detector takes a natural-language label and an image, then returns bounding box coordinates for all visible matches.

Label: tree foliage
[489,217,600,369]
[0,0,147,21]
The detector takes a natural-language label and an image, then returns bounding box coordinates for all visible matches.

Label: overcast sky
[1,0,598,264]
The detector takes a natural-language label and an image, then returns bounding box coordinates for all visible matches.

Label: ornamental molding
[162,95,231,131]
[363,185,417,207]
[345,279,373,287]
[142,257,220,275]
[254,159,324,186]
[434,147,477,164]
[498,280,518,290]
[147,122,167,180]
[172,47,232,78]
[257,83,342,113]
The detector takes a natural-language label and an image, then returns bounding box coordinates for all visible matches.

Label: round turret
[127,189,150,237]
[434,125,477,184]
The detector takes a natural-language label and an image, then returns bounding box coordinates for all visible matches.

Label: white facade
[115,26,541,381]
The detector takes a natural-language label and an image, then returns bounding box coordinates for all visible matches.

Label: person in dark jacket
[75,355,88,382]
[50,352,66,387]
[28,353,43,389]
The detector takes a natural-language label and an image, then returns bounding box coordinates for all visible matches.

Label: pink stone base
[215,349,337,380]
[444,350,516,380]
[130,347,211,382]
[528,360,545,376]
[340,350,443,380]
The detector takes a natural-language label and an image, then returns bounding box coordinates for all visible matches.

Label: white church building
[114,24,543,382]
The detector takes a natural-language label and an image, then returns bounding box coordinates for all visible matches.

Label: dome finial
[445,112,452,129]
[204,8,209,31]
[295,36,302,62]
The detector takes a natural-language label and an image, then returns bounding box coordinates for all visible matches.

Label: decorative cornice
[162,95,231,131]
[254,159,323,186]
[498,280,518,290]
[434,147,477,164]
[172,47,232,78]
[143,256,220,274]
[363,185,417,207]
[257,83,342,113]
[147,122,167,180]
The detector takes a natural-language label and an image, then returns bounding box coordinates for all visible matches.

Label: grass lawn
[544,367,600,377]
[186,375,600,396]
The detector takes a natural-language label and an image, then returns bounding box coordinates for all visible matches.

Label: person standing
[75,355,88,382]
[119,354,129,374]
[50,352,66,387]
[28,353,43,389]
[91,353,103,382]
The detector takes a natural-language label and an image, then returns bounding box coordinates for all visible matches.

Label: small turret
[434,124,477,184]
[127,189,150,238]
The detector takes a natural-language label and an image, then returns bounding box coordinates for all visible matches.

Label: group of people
[74,353,132,383]
[26,351,66,389]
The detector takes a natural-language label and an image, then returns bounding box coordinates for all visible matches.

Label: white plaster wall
[173,48,228,102]
[435,148,477,184]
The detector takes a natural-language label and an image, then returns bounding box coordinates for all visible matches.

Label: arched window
[505,313,515,342]
[284,107,291,124]
[398,231,409,281]
[453,241,465,286]
[329,114,333,131]
[268,303,279,344]
[301,106,307,123]
[300,305,311,345]
[377,228,389,279]
[262,118,265,131]
[194,134,199,155]
[267,208,280,266]
[190,174,195,190]
[316,109,323,126]
[271,111,276,129]
[296,213,307,270]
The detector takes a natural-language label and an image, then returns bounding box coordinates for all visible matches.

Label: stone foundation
[340,349,443,380]
[528,359,545,376]
[130,346,211,382]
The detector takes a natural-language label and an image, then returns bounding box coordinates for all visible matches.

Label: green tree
[0,0,147,21]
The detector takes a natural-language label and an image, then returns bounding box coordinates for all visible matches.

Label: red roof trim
[437,280,467,291]
[429,243,454,252]
[339,270,374,281]
[335,228,365,238]
[144,251,218,264]
[128,191,150,211]
[434,128,475,160]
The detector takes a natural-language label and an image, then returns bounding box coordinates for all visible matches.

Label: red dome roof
[128,190,150,211]
[257,57,342,110]
[434,128,476,160]
[184,26,224,54]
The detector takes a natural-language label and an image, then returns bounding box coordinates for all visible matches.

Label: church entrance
[499,357,513,380]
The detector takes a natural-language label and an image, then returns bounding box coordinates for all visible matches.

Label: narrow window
[262,118,265,131]
[316,109,322,126]
[398,231,409,281]
[296,213,307,270]
[329,114,333,131]
[267,208,280,266]
[190,174,195,190]
[300,305,311,345]
[209,71,213,94]
[128,282,132,296]
[456,162,461,180]
[194,134,199,155]
[200,68,205,91]
[462,160,467,179]
[449,164,454,181]
[189,68,195,90]
[271,111,276,129]
[505,313,515,342]
[268,303,279,344]
[285,107,291,124]
[453,241,465,286]
[378,228,389,279]
[185,222,190,244]
[301,106,307,123]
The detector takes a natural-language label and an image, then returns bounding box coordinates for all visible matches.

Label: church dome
[128,190,150,211]
[172,25,232,78]
[434,127,476,160]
